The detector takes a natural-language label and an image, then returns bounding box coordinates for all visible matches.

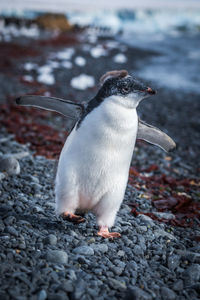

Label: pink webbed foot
[97,226,121,239]
[61,212,85,224]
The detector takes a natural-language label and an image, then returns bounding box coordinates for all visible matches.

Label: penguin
[16,70,176,238]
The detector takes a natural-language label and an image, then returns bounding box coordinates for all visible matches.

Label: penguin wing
[16,95,84,120]
[137,119,176,152]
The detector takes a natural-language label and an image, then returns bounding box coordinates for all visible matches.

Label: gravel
[0,26,199,300]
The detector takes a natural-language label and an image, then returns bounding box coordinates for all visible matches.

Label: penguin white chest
[56,97,138,213]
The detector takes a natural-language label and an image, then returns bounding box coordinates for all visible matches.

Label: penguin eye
[122,87,129,93]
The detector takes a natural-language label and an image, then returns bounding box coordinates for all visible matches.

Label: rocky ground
[0,24,200,300]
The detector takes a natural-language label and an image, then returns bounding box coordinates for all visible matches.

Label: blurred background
[0,0,199,167]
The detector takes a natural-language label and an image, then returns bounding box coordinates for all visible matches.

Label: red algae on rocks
[129,166,200,228]
[0,103,67,159]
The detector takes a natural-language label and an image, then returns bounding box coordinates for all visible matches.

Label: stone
[72,246,94,256]
[126,287,152,300]
[0,156,20,175]
[167,255,180,271]
[44,234,57,246]
[6,226,18,237]
[71,279,86,300]
[46,250,68,264]
[109,278,126,291]
[183,264,200,285]
[38,290,47,300]
[160,287,176,300]
[133,245,144,257]
[91,243,108,253]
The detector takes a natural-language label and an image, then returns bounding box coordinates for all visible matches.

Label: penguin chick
[16,70,176,238]
[0,156,20,175]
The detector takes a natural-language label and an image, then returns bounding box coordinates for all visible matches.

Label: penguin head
[98,70,156,109]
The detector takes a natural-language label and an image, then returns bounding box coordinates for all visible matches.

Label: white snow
[74,56,86,67]
[70,74,95,90]
[113,53,127,63]
[61,61,72,69]
[90,46,107,58]
[24,62,37,71]
[37,65,55,85]
[48,60,60,68]
[56,48,75,60]
[22,75,33,82]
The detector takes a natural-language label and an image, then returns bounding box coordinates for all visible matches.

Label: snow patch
[56,48,75,60]
[90,46,107,58]
[71,74,95,90]
[113,53,127,63]
[24,62,37,71]
[37,65,55,85]
[22,75,33,82]
[74,56,86,66]
[61,61,72,69]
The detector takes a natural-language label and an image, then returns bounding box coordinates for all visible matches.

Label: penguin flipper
[137,119,176,152]
[16,95,84,120]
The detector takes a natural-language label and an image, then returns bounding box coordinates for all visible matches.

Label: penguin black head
[97,70,156,109]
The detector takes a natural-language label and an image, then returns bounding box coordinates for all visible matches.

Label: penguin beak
[146,87,156,95]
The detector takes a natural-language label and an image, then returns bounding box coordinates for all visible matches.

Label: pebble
[167,255,180,271]
[38,290,47,300]
[72,246,94,256]
[160,287,176,300]
[90,243,108,253]
[126,287,152,300]
[109,278,126,291]
[46,250,68,264]
[183,264,200,285]
[6,226,18,237]
[0,156,20,175]
[44,234,57,246]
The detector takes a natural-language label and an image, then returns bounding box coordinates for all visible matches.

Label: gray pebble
[73,246,94,256]
[0,156,20,175]
[44,234,57,246]
[71,279,86,300]
[91,243,108,253]
[183,264,200,285]
[167,255,180,271]
[126,287,152,300]
[46,250,68,264]
[133,245,144,257]
[6,226,18,237]
[160,287,176,300]
[109,278,126,291]
[38,290,47,300]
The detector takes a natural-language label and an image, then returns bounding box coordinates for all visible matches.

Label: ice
[37,65,55,85]
[24,62,37,71]
[22,75,33,82]
[113,53,127,63]
[71,74,95,90]
[74,56,86,66]
[37,73,55,85]
[61,61,72,69]
[48,61,60,68]
[56,48,75,60]
[90,46,107,58]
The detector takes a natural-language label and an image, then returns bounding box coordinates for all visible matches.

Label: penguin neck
[89,95,138,133]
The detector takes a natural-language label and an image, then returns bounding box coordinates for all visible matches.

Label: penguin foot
[97,226,121,239]
[61,212,85,224]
